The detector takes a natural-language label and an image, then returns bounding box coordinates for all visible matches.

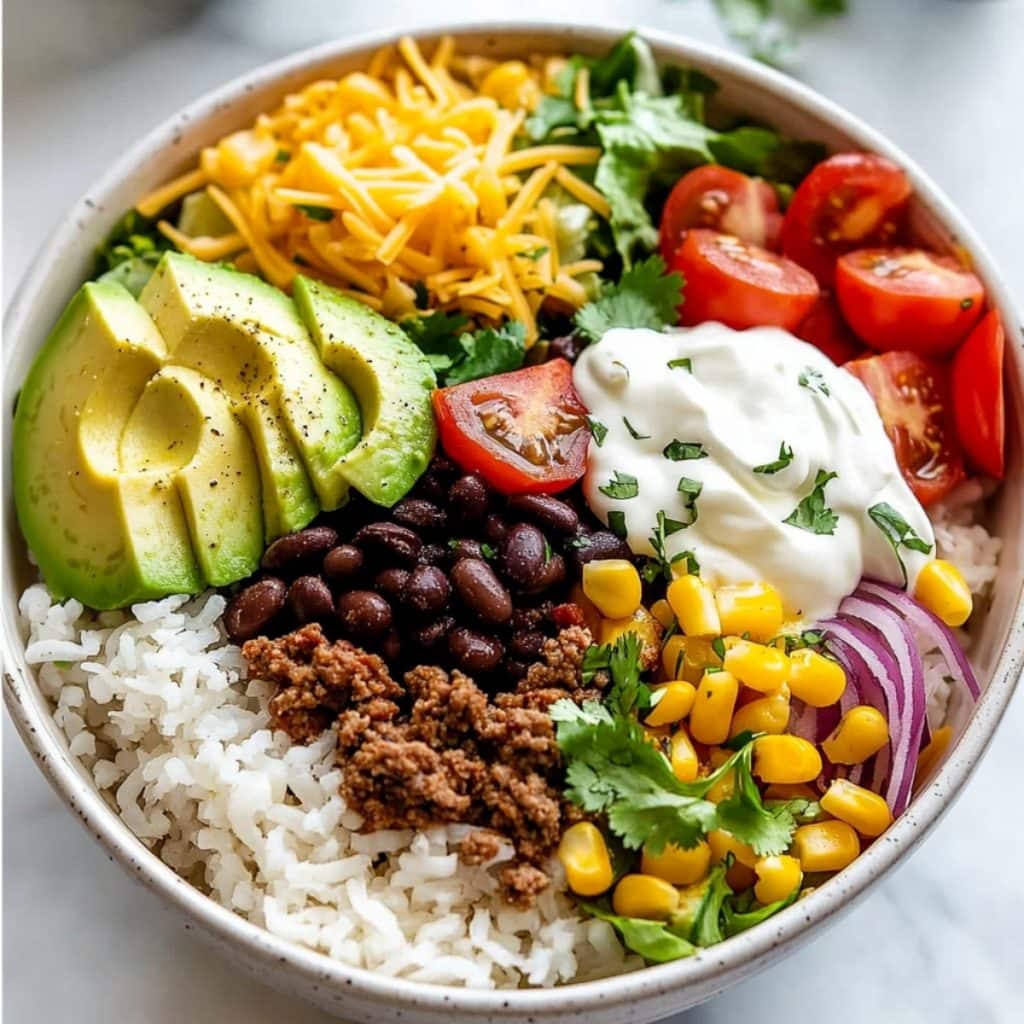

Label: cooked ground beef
[243,622,597,906]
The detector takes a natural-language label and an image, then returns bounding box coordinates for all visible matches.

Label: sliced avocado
[121,365,263,585]
[139,253,360,530]
[12,281,202,608]
[293,276,436,507]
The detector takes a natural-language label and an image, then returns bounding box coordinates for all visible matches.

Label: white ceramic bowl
[4,21,1023,1024]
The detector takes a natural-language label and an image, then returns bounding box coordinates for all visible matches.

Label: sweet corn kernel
[558,821,614,896]
[753,735,822,784]
[644,725,670,749]
[753,855,803,904]
[641,841,711,885]
[730,684,791,737]
[914,558,973,628]
[582,559,643,620]
[662,635,722,683]
[723,639,790,692]
[480,61,541,112]
[915,724,953,789]
[791,820,861,872]
[714,582,784,642]
[820,779,893,837]
[822,705,889,765]
[650,598,675,630]
[787,648,847,707]
[689,670,739,745]
[645,681,697,727]
[669,727,700,782]
[569,583,603,636]
[706,767,736,803]
[667,575,721,636]
[611,874,680,920]
[707,829,757,868]
[600,605,660,650]
[763,782,818,802]
[215,130,278,187]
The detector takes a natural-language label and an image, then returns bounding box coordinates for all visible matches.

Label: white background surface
[4,1,1023,1021]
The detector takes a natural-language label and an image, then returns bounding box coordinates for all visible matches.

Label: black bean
[448,538,486,562]
[411,615,455,651]
[374,567,410,601]
[510,630,546,660]
[392,498,447,534]
[323,544,364,584]
[483,514,509,544]
[522,553,566,595]
[546,334,586,364]
[403,565,451,616]
[336,590,392,640]
[353,522,422,564]
[506,494,580,534]
[261,525,339,570]
[568,529,633,570]
[448,475,489,524]
[287,576,335,624]
[498,522,547,589]
[224,577,287,642]
[448,627,504,674]
[417,543,448,566]
[449,558,513,625]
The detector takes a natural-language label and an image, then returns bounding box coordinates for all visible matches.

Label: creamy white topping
[573,324,934,623]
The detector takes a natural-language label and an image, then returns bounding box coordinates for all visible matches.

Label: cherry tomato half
[672,228,819,332]
[432,358,590,494]
[835,247,985,357]
[795,292,865,365]
[658,165,782,264]
[952,310,1005,479]
[781,153,911,286]
[846,350,965,506]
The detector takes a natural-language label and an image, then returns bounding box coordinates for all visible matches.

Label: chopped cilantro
[599,470,640,500]
[275,148,291,162]
[798,366,830,396]
[588,417,609,447]
[674,549,700,576]
[400,313,525,386]
[783,469,838,535]
[868,502,934,585]
[677,477,703,525]
[663,440,709,462]
[516,245,549,261]
[753,441,794,475]
[668,356,693,372]
[607,509,628,539]
[623,417,651,440]
[574,256,683,342]
[711,637,727,661]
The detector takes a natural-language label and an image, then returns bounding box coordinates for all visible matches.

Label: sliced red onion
[856,579,981,700]
[821,619,921,815]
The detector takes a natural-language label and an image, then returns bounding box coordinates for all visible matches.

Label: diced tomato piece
[951,310,1005,479]
[432,359,590,494]
[846,350,965,506]
[795,292,866,365]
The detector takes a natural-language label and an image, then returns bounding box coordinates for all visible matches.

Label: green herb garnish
[600,471,640,500]
[574,256,683,341]
[753,441,794,475]
[668,357,693,372]
[296,204,335,222]
[783,469,838,535]
[664,440,708,462]
[868,502,933,585]
[677,477,703,525]
[607,510,628,539]
[798,367,830,397]
[624,417,651,440]
[588,417,609,447]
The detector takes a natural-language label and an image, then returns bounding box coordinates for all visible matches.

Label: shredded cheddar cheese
[137,36,605,343]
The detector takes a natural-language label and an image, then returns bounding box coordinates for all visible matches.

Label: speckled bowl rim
[3,19,1023,1022]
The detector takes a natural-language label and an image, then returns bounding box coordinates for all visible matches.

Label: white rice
[17,482,999,987]
[18,585,640,988]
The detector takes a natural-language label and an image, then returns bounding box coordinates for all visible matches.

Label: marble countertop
[4,1,1022,1021]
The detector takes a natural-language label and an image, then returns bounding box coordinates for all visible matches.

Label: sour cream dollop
[573,324,934,623]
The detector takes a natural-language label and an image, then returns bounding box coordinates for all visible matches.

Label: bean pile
[223,456,633,685]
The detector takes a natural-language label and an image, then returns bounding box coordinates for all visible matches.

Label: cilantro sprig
[753,441,794,475]
[574,256,683,342]
[783,469,838,535]
[599,470,640,501]
[868,502,933,585]
[401,313,526,386]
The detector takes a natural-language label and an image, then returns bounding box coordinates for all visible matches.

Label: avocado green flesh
[12,281,202,609]
[121,366,264,585]
[139,253,361,522]
[293,275,436,507]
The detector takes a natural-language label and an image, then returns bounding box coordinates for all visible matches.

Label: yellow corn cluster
[135,37,607,341]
